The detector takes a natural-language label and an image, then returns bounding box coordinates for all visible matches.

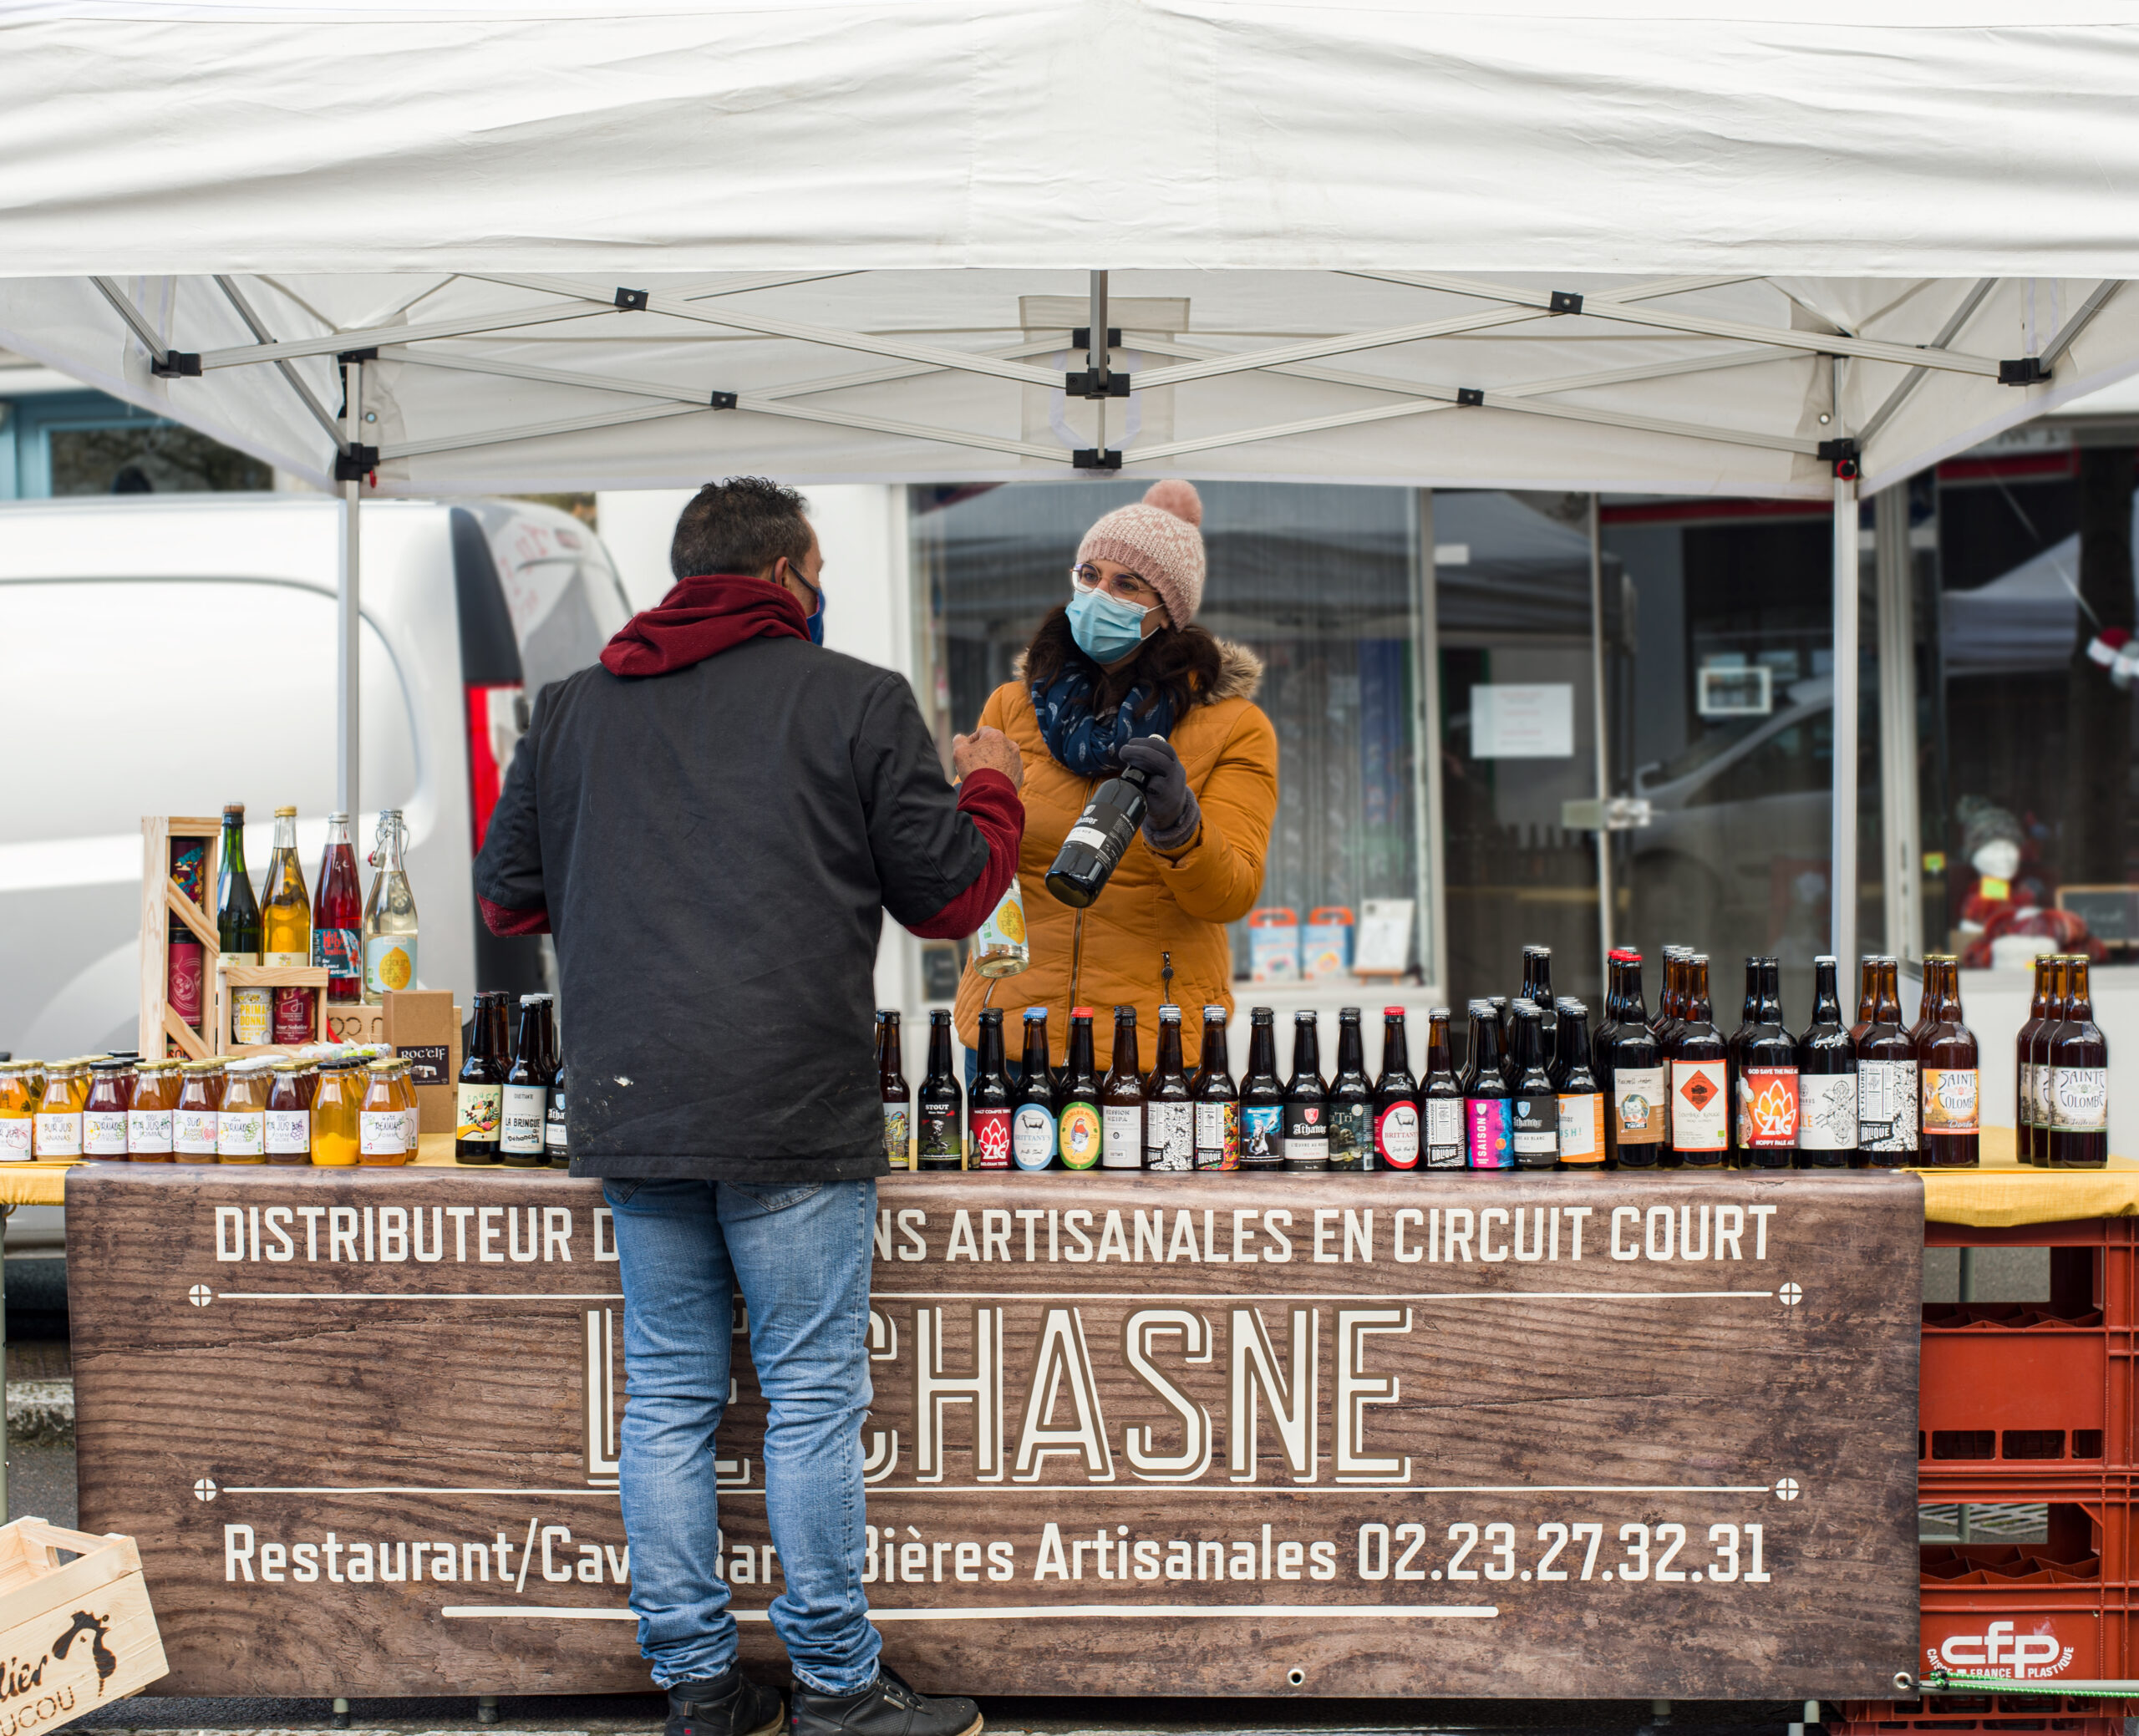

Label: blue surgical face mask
[1067,585,1155,665]
[784,560,826,646]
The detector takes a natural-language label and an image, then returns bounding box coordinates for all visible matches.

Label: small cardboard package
[384,990,463,1135]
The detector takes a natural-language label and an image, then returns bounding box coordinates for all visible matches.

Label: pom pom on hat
[1076,478,1207,626]
[1141,478,1202,528]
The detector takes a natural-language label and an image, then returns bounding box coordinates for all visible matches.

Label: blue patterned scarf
[1030,659,1178,776]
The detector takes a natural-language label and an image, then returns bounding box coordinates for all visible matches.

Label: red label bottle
[312,812,364,1004]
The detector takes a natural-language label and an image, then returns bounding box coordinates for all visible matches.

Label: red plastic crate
[1835,1702,2124,1734]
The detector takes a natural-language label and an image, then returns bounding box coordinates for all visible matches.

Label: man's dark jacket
[474,608,1019,1184]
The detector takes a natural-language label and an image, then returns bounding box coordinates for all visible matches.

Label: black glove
[1120,735,1200,853]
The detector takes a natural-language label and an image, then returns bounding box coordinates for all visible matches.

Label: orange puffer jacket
[953,641,1278,1074]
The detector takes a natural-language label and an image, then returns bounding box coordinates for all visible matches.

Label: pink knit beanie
[1076,480,1206,627]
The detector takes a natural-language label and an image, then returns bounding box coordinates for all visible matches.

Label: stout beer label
[1557,1092,1603,1164]
[1922,1068,1980,1135]
[1012,1104,1056,1170]
[1669,1061,1728,1153]
[1465,1097,1513,1170]
[1375,1101,1420,1170]
[1058,1101,1101,1170]
[1741,1067,1800,1148]
[1611,1066,1666,1145]
[916,1108,960,1165]
[1797,1074,1859,1150]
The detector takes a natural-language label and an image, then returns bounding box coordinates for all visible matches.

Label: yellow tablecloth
[11,1129,2136,1226]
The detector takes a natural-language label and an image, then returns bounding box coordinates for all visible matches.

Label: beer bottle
[1420,1008,1463,1171]
[1850,956,1877,1045]
[1193,1006,1239,1171]
[1508,1003,1558,1170]
[1045,762,1151,909]
[1725,956,1760,1149]
[1738,957,1798,1168]
[917,1010,963,1171]
[1905,957,1935,1052]
[1238,1008,1285,1171]
[1529,944,1557,1043]
[455,989,511,1164]
[1373,1008,1422,1175]
[1058,1008,1103,1171]
[1607,957,1665,1170]
[545,1067,570,1169]
[876,1011,912,1170]
[1918,956,1980,1168]
[1278,1012,1329,1171]
[2030,957,2075,1167]
[217,804,266,1044]
[1465,1003,1514,1170]
[2016,956,2053,1165]
[1856,957,1918,1165]
[969,1008,1014,1170]
[2048,955,2108,1170]
[1795,955,1857,1168]
[1013,1008,1058,1172]
[1669,954,1729,1168]
[1486,997,1515,1085]
[1554,999,1604,1170]
[1329,1008,1373,1171]
[1145,1005,1195,1172]
[500,994,550,1167]
[1101,1006,1145,1170]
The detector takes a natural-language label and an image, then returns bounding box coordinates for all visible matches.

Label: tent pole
[1875,483,1923,962]
[1832,464,1861,974]
[338,361,363,818]
[1410,490,1448,997]
[1588,493,1614,971]
[1090,271,1109,459]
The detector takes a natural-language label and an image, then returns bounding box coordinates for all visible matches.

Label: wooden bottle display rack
[213,964,330,1057]
[138,815,221,1061]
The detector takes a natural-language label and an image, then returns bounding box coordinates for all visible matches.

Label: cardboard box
[384,990,463,1135]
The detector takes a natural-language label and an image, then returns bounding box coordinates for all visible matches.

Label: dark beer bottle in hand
[876,1010,912,1170]
[1101,1006,1145,1170]
[968,1008,1014,1170]
[1194,1005,1238,1171]
[917,1009,963,1171]
[1044,762,1151,909]
[1012,1008,1057,1172]
[1373,1007,1421,1175]
[1282,1012,1329,1171]
[1238,1008,1285,1170]
[1329,1007,1373,1171]
[1058,1008,1103,1171]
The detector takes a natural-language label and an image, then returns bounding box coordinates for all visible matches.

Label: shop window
[48,421,270,495]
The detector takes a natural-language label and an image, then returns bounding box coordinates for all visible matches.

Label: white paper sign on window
[1472,684,1575,759]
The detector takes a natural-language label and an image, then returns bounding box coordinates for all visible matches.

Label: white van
[0,493,633,1060]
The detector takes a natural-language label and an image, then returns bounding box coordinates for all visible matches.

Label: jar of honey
[128,1060,180,1159]
[82,1059,131,1159]
[217,1060,270,1163]
[175,1060,226,1160]
[311,1061,360,1167]
[0,1063,36,1162]
[359,1058,409,1165]
[33,1060,86,1160]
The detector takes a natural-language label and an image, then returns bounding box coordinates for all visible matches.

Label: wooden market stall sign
[69,1167,1921,1700]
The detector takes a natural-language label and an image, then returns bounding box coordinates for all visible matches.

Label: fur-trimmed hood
[1010,638,1263,707]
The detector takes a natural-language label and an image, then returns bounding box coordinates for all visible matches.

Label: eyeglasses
[1070,563,1161,609]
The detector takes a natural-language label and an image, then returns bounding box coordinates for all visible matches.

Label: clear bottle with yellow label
[362,810,419,1003]
[0,1063,37,1163]
[310,1061,361,1167]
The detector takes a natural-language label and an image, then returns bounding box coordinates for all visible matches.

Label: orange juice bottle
[33,1060,84,1160]
[216,1061,270,1164]
[174,1061,225,1160]
[389,1059,421,1160]
[0,1063,35,1162]
[128,1060,180,1159]
[358,1058,408,1165]
[311,1061,360,1167]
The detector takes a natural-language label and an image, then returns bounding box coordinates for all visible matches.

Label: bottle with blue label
[1012,1008,1058,1170]
[1238,1006,1284,1171]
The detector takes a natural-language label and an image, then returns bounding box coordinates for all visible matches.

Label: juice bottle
[216,1061,270,1163]
[0,1063,36,1162]
[33,1060,85,1160]
[313,813,364,1005]
[266,1058,312,1165]
[82,1059,131,1159]
[311,1062,360,1167]
[175,1060,226,1160]
[361,810,419,1003]
[128,1060,180,1159]
[390,1058,421,1157]
[359,1058,408,1165]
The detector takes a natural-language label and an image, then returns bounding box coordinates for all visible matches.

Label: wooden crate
[213,965,329,1058]
[323,1002,386,1046]
[0,1518,167,1727]
[137,817,221,1063]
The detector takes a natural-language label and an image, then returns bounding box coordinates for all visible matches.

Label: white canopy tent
[7,0,2139,978]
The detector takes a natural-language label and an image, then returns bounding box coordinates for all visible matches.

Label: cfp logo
[1928,1622,2075,1678]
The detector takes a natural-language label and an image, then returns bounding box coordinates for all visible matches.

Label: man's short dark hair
[669,476,812,580]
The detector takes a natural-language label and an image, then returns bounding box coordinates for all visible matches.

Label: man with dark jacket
[475,477,1019,1736]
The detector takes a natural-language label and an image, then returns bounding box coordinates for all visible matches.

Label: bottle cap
[1204,1004,1227,1018]
[1024,1007,1049,1018]
[1383,1006,1407,1017]
[1339,1006,1361,1019]
[1159,1005,1181,1021]
[1072,1006,1093,1018]
[1428,1006,1451,1019]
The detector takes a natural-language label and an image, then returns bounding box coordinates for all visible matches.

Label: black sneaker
[667,1667,785,1736]
[790,1664,981,1736]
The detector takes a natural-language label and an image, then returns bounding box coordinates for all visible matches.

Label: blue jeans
[603,1178,881,1695]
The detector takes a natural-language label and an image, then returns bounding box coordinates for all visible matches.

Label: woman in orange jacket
[953,480,1278,1078]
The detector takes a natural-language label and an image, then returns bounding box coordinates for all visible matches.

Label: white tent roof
[3,2,2138,497]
